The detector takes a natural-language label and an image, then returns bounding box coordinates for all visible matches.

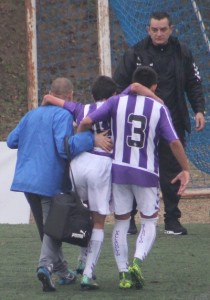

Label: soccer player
[43,75,163,290]
[77,67,190,289]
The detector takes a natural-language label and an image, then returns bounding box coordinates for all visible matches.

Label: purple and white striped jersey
[88,93,179,187]
[64,100,112,157]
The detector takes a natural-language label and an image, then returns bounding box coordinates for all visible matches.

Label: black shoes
[127,217,138,235]
[127,215,187,236]
[165,220,187,235]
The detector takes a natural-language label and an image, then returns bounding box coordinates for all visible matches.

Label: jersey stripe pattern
[80,102,112,157]
[64,100,112,157]
[90,93,179,187]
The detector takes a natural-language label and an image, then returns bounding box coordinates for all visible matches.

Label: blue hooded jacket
[7,105,94,196]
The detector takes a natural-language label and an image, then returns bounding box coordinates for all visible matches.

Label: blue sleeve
[7,114,28,149]
[68,131,94,159]
[53,110,74,159]
[53,109,94,160]
[7,127,19,149]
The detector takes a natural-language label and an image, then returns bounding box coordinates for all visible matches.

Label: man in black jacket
[113,11,205,235]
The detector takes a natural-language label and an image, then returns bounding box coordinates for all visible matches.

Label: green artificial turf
[0,223,210,300]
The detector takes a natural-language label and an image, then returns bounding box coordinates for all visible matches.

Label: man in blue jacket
[7,77,112,292]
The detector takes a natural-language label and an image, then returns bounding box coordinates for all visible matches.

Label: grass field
[1,223,210,300]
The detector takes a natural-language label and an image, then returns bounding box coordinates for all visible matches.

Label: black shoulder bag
[44,136,93,247]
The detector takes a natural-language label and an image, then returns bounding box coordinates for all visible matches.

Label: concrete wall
[0,142,30,224]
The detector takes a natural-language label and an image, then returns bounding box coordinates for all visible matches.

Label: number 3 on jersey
[127,114,147,148]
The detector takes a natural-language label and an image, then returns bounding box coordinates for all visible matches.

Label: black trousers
[131,125,186,223]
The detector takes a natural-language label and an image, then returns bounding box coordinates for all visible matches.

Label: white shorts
[112,183,160,216]
[71,152,112,215]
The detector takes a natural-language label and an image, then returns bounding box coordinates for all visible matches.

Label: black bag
[44,136,93,247]
[44,192,93,247]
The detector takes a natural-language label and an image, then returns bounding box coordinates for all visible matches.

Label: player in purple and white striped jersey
[43,76,116,289]
[77,67,190,289]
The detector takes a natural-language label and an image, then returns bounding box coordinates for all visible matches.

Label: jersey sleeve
[63,101,84,121]
[159,106,179,143]
[88,98,113,123]
[121,85,131,95]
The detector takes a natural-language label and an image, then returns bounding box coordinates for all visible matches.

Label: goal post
[25,0,38,110]
[97,0,112,76]
[190,0,210,53]
[25,0,113,108]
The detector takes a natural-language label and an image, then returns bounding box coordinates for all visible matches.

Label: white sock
[112,218,130,272]
[83,228,104,278]
[134,217,158,261]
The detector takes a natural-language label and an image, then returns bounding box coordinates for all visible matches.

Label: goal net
[109,0,210,189]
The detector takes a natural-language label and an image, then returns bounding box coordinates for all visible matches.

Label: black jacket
[113,36,205,133]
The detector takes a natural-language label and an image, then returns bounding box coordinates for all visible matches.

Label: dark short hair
[132,66,158,88]
[149,11,172,26]
[91,76,117,101]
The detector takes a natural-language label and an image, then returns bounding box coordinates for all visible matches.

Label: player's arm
[78,99,112,132]
[160,106,189,194]
[131,83,164,104]
[77,116,93,132]
[169,140,190,195]
[42,94,83,124]
[77,121,112,152]
[42,94,65,107]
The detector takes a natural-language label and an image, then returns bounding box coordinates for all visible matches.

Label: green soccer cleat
[128,258,144,289]
[81,275,99,290]
[76,260,86,276]
[119,271,133,289]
